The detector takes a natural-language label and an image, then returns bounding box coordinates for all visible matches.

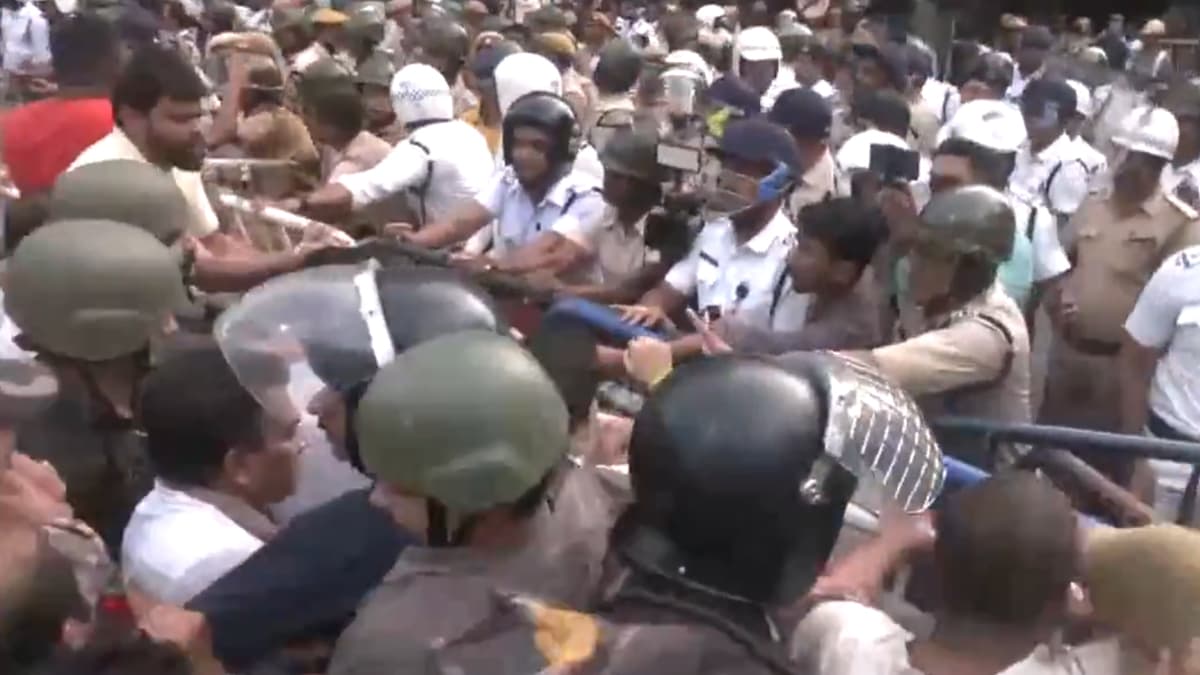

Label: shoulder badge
[1169,179,1200,220]
[1176,248,1200,269]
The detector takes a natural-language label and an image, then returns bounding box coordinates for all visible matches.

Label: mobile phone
[869,144,920,184]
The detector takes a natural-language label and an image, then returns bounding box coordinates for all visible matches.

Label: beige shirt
[237,106,319,165]
[591,209,657,285]
[872,282,1031,425]
[908,99,940,157]
[1062,190,1200,344]
[69,128,219,238]
[789,149,846,217]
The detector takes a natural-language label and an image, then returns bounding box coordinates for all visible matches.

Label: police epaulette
[1169,180,1200,220]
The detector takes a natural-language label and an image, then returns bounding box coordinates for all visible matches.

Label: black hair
[310,85,366,138]
[111,44,207,121]
[527,314,600,432]
[659,9,699,51]
[936,473,1078,627]
[967,53,1014,98]
[935,136,1015,189]
[139,344,285,487]
[50,13,120,87]
[1097,32,1129,70]
[798,198,885,271]
[38,632,192,675]
[0,530,88,672]
[905,42,934,79]
[854,89,910,137]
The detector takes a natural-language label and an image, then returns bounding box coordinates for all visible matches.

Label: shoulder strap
[1042,158,1087,213]
[941,87,953,121]
[408,138,433,225]
[768,266,791,324]
[1024,201,1039,241]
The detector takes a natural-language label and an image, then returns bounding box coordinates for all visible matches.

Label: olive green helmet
[355,331,569,515]
[599,126,663,185]
[5,220,186,362]
[271,6,311,33]
[295,57,356,104]
[48,161,191,245]
[344,1,387,44]
[917,185,1015,265]
[355,50,395,88]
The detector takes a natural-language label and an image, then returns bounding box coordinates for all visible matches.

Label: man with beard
[69,44,336,292]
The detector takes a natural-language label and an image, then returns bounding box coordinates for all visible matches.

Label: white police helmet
[495,52,563,118]
[390,63,453,125]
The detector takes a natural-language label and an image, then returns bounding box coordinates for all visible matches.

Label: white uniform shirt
[337,119,492,225]
[1006,65,1042,103]
[920,78,960,124]
[1124,247,1200,517]
[664,207,809,332]
[476,166,606,261]
[1008,133,1091,219]
[122,482,264,604]
[69,128,219,238]
[1008,194,1071,283]
[1,3,50,74]
[1071,135,1109,185]
[1162,157,1200,194]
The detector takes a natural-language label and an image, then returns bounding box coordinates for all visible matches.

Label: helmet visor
[214,264,387,419]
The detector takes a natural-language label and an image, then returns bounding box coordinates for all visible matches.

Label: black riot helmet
[502,91,580,169]
[618,353,944,605]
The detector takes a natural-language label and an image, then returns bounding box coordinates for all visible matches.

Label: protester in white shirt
[299,64,492,228]
[626,119,809,333]
[71,44,323,293]
[123,346,303,604]
[791,473,1086,675]
[838,89,931,198]
[1009,78,1091,225]
[1120,246,1200,519]
[1161,82,1200,195]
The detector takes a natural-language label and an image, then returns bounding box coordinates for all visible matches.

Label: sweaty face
[510,126,554,186]
[147,98,206,171]
[239,400,305,507]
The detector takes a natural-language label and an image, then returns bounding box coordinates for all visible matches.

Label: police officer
[737,26,786,110]
[326,332,591,675]
[47,159,192,246]
[272,7,329,75]
[1043,105,1200,482]
[193,264,508,670]
[626,118,812,334]
[354,50,400,143]
[405,90,608,281]
[342,1,389,69]
[299,63,493,231]
[413,16,474,115]
[858,185,1031,466]
[8,220,187,551]
[1009,78,1092,227]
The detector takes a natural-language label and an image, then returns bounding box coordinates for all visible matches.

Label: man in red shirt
[0,13,119,197]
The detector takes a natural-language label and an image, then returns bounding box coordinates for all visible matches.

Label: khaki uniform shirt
[1061,190,1200,345]
[238,106,319,165]
[871,282,1031,426]
[788,148,846,217]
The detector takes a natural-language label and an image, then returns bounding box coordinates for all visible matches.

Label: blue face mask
[757,162,795,202]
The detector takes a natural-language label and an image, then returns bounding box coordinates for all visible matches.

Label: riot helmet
[6,220,187,362]
[355,50,395,89]
[48,160,191,245]
[502,91,579,169]
[910,185,1015,305]
[617,353,942,605]
[390,63,453,126]
[600,126,663,186]
[494,52,562,117]
[355,331,569,544]
[344,1,387,48]
[214,263,506,468]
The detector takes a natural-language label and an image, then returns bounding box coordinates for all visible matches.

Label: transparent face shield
[213,262,394,422]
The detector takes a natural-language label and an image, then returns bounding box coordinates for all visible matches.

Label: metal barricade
[930,417,1200,525]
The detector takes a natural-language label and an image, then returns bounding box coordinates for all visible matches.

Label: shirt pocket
[1108,232,1160,284]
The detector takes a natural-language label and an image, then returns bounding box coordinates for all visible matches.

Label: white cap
[937,99,1027,153]
[494,52,562,117]
[736,26,782,62]
[390,63,453,125]
[1065,80,1093,118]
[695,4,724,28]
[665,49,714,85]
[1113,105,1179,160]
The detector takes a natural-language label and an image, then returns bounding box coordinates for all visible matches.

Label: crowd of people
[3,0,1200,673]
